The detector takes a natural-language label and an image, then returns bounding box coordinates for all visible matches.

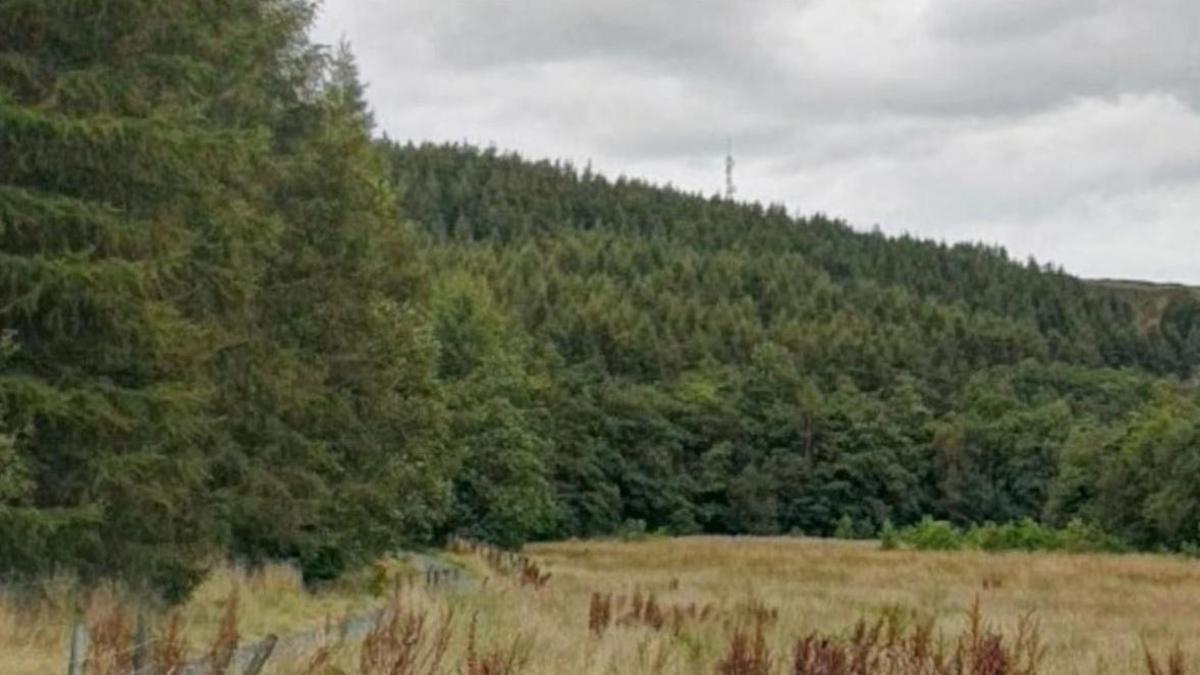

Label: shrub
[617,519,650,542]
[900,517,962,551]
[1059,518,1127,553]
[878,519,899,551]
[833,515,857,540]
[965,519,1058,552]
[887,517,1128,554]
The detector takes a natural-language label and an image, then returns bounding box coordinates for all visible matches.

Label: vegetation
[0,0,453,596]
[892,517,1127,553]
[384,142,1200,554]
[6,537,1200,674]
[3,0,1200,603]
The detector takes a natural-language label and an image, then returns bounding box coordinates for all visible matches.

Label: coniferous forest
[2,1,1200,600]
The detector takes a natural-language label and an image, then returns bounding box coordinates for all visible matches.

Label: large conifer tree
[0,0,308,596]
[212,37,454,581]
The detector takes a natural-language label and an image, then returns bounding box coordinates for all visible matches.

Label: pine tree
[0,0,310,597]
[213,36,453,580]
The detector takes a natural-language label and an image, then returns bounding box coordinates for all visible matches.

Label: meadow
[3,537,1198,674]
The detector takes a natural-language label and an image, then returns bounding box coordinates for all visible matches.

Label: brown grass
[717,616,773,675]
[788,597,1044,675]
[500,537,1200,675]
[588,592,612,637]
[463,614,527,675]
[451,538,550,589]
[208,586,240,675]
[359,596,453,675]
[85,600,133,675]
[151,612,188,675]
[7,537,1200,674]
[1145,644,1187,675]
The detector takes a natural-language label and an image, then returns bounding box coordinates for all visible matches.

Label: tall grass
[1145,645,1187,675]
[358,602,452,675]
[5,538,1200,674]
[716,616,773,675]
[786,598,1043,675]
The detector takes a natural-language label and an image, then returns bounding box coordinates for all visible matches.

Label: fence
[59,552,471,675]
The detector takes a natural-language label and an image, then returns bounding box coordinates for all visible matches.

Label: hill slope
[387,142,1200,547]
[391,143,1197,379]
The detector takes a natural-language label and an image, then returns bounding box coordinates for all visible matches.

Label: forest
[2,0,1199,600]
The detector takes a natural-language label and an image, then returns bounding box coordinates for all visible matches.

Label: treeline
[2,1,1199,600]
[386,143,1200,551]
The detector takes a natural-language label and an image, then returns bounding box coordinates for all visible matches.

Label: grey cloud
[926,0,1102,43]
[314,0,1200,282]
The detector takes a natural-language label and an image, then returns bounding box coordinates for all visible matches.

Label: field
[4,537,1200,674]
[510,537,1200,674]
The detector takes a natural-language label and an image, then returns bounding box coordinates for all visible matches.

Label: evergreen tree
[213,30,452,581]
[0,0,310,596]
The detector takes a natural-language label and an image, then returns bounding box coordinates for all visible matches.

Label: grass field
[4,537,1199,673]
[507,537,1200,674]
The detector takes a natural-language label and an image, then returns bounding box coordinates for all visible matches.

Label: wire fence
[56,552,472,675]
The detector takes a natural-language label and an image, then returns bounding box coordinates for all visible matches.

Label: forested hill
[389,143,1200,379]
[3,0,1199,601]
[386,141,1200,549]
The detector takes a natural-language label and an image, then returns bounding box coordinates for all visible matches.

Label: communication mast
[724,138,737,200]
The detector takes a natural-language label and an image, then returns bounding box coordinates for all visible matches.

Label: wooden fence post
[67,614,87,675]
[242,634,277,675]
[132,610,149,674]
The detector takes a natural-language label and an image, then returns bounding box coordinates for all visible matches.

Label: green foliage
[0,0,319,596]
[898,517,963,551]
[617,518,651,542]
[386,141,1198,552]
[434,275,559,549]
[1058,518,1128,553]
[963,519,1058,551]
[833,515,858,540]
[878,519,899,551]
[890,516,1126,553]
[0,0,455,598]
[1047,384,1200,550]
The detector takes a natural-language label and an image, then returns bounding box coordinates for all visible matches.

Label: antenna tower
[724,138,736,200]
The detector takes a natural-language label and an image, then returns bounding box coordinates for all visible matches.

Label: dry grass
[5,537,1200,674]
[786,596,1045,675]
[0,563,381,675]
[446,536,1200,675]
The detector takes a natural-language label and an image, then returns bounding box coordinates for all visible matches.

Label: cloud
[926,0,1102,42]
[769,94,1200,278]
[314,0,1200,282]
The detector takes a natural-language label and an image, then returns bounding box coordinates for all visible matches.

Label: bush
[1059,518,1127,553]
[899,517,962,551]
[617,519,650,542]
[886,516,1127,554]
[965,519,1057,552]
[878,519,899,551]
[832,515,857,540]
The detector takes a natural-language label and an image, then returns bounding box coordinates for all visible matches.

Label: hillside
[2,1,1200,599]
[390,144,1197,379]
[1087,278,1200,336]
[384,142,1200,547]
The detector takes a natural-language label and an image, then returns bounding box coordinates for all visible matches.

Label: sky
[313,0,1200,284]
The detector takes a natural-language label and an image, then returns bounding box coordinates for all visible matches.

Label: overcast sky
[313,0,1200,284]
